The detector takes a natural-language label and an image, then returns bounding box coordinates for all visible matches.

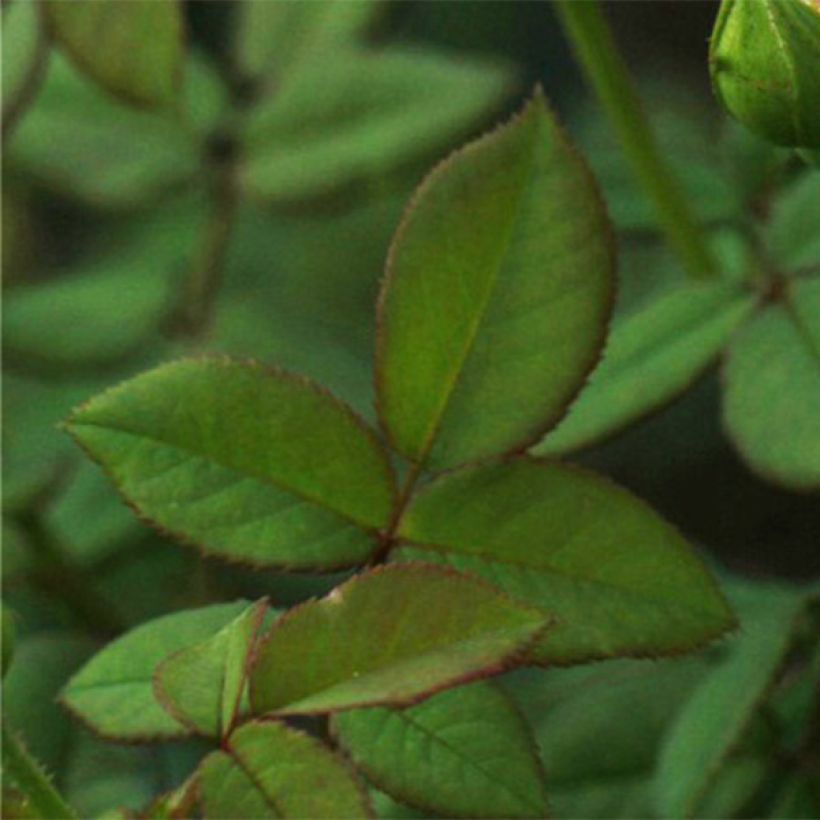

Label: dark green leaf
[61,602,249,741]
[45,0,183,108]
[655,581,812,819]
[722,280,820,489]
[376,91,614,470]
[534,278,754,456]
[767,170,820,272]
[250,564,547,716]
[397,459,734,663]
[66,358,395,570]
[332,681,548,818]
[236,0,380,82]
[154,600,268,737]
[3,633,94,772]
[198,720,372,819]
[508,658,707,820]
[241,48,513,204]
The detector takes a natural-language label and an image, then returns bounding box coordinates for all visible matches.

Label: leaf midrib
[412,114,540,466]
[72,420,379,534]
[399,541,725,623]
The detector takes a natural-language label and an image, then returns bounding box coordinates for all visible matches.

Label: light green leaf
[66,358,395,570]
[3,257,171,369]
[535,278,754,456]
[6,54,213,206]
[396,459,734,664]
[376,91,613,470]
[198,720,372,819]
[332,682,548,819]
[508,657,708,820]
[767,170,820,272]
[2,0,48,130]
[250,564,547,716]
[61,602,249,741]
[655,581,812,819]
[722,281,820,489]
[236,0,380,82]
[154,600,268,738]
[241,48,513,204]
[45,0,183,108]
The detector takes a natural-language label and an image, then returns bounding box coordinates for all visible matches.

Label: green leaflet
[508,657,708,820]
[198,720,372,819]
[236,0,380,82]
[332,682,548,819]
[154,601,268,738]
[3,634,94,773]
[61,602,249,741]
[7,54,221,206]
[66,358,395,570]
[2,0,48,128]
[250,564,547,716]
[376,91,613,470]
[766,170,820,272]
[241,47,513,204]
[45,0,183,109]
[396,459,734,664]
[655,581,814,819]
[722,279,820,489]
[3,257,171,369]
[535,278,754,456]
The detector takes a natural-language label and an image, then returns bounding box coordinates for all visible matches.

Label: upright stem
[370,460,424,565]
[174,163,239,337]
[555,0,718,280]
[2,723,77,819]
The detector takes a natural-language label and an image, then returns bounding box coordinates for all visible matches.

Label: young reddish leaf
[332,681,548,818]
[153,600,269,738]
[65,358,395,570]
[198,720,372,819]
[61,602,249,741]
[376,90,614,470]
[722,281,820,490]
[45,0,183,109]
[396,459,735,664]
[249,564,548,716]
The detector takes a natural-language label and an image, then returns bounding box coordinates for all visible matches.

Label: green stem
[173,163,239,338]
[1,723,77,819]
[555,0,718,280]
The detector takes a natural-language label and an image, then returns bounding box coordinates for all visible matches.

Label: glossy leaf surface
[250,564,546,715]
[46,0,183,108]
[154,601,268,738]
[377,92,613,470]
[198,720,371,819]
[61,602,249,740]
[723,281,820,489]
[535,279,754,455]
[66,358,395,569]
[332,682,548,818]
[242,48,512,204]
[397,459,734,663]
[656,581,813,818]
